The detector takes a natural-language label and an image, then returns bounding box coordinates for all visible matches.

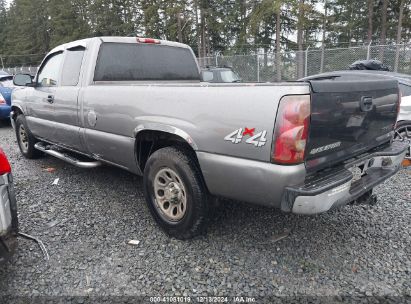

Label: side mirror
[13,74,33,86]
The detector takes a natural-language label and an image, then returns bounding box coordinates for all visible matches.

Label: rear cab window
[94,43,200,82]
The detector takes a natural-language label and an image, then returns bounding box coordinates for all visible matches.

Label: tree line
[0,0,410,67]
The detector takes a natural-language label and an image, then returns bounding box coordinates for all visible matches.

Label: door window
[37,52,63,87]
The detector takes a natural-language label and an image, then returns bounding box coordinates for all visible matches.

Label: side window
[61,47,85,86]
[399,84,411,97]
[37,52,63,87]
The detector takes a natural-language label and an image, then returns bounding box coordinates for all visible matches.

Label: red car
[0,148,18,263]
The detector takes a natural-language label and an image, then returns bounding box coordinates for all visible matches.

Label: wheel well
[135,130,197,172]
[11,106,23,119]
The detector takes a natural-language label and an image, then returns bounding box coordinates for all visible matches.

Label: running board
[34,142,102,169]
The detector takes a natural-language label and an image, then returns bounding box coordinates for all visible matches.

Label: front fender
[11,87,28,118]
[133,117,198,150]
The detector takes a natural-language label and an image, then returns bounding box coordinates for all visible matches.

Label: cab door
[52,46,86,152]
[25,52,64,141]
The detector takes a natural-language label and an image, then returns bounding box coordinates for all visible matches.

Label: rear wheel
[395,121,411,160]
[15,115,42,159]
[143,146,209,240]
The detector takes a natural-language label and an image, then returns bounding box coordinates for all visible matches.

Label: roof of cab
[47,36,191,56]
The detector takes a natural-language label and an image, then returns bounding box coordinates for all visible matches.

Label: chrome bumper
[282,141,408,215]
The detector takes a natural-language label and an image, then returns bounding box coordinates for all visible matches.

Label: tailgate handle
[360,96,373,112]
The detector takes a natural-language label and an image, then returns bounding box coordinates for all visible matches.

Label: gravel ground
[0,123,410,301]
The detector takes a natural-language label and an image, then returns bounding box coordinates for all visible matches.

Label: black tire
[15,115,42,159]
[143,146,209,240]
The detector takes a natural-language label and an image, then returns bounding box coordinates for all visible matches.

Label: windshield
[220,70,241,82]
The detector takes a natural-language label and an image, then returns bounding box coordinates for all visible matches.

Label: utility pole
[275,6,281,82]
[394,0,405,72]
[320,0,328,73]
[177,11,183,43]
[0,56,4,70]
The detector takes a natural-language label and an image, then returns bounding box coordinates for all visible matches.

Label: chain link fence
[1,66,39,76]
[1,44,410,81]
[199,43,411,82]
[0,53,44,76]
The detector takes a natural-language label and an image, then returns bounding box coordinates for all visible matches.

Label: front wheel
[143,146,209,240]
[395,121,411,160]
[15,115,42,159]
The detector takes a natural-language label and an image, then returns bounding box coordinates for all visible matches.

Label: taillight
[136,37,161,44]
[0,148,11,175]
[0,93,5,105]
[272,95,311,164]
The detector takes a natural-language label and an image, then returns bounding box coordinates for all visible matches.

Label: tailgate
[305,77,399,172]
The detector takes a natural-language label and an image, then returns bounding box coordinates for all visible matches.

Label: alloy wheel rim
[18,124,29,153]
[153,168,187,222]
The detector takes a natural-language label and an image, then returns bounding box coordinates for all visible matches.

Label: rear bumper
[282,141,408,214]
[197,152,306,207]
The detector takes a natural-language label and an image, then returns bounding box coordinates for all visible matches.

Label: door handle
[46,95,54,104]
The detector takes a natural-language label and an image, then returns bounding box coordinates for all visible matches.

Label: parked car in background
[0,72,15,122]
[11,37,407,239]
[301,70,411,162]
[201,66,242,83]
[0,148,18,263]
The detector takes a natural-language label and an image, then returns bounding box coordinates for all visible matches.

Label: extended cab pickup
[11,37,407,239]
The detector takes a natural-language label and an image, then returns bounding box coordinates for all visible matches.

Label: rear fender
[133,119,198,150]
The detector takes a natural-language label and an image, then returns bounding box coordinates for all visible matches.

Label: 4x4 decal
[224,128,267,147]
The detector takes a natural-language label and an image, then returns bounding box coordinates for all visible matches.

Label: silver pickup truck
[11,37,407,239]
